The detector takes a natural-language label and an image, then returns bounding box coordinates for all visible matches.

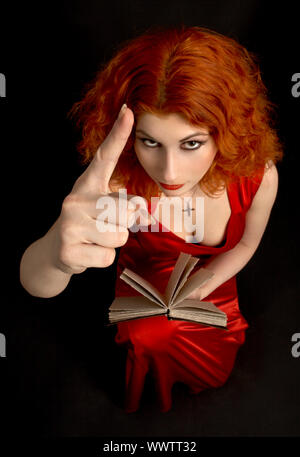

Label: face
[134,112,218,196]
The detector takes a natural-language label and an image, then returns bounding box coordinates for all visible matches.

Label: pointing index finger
[74,105,134,194]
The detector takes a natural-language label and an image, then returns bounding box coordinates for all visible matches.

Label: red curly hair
[69,25,283,200]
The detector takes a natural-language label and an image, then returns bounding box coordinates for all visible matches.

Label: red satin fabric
[113,170,264,413]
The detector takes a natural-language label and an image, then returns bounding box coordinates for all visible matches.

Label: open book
[107,252,227,329]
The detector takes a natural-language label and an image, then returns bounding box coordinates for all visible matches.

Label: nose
[160,149,178,183]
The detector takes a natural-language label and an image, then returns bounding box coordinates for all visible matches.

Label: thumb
[128,207,155,228]
[186,289,202,300]
[139,208,156,226]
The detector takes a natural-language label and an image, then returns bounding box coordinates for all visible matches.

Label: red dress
[113,171,264,413]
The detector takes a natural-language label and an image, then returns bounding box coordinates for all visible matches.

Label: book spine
[167,309,173,321]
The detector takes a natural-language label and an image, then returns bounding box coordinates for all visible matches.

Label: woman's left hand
[186,287,205,301]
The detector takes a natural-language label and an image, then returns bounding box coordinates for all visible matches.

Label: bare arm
[187,161,279,300]
[19,105,140,298]
[20,220,73,298]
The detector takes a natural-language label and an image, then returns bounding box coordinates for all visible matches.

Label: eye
[137,138,206,150]
[139,138,159,148]
[182,140,206,150]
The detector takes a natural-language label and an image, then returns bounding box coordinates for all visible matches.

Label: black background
[0,0,299,451]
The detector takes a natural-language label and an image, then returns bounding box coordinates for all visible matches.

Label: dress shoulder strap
[229,166,265,213]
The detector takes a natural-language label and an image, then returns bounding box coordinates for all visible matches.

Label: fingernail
[118,103,127,120]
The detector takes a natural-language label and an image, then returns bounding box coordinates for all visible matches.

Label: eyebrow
[135,129,209,142]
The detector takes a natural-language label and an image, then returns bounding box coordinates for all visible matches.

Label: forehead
[135,112,209,136]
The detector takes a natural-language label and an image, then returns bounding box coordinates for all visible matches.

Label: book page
[110,295,165,311]
[108,296,167,325]
[166,256,200,306]
[171,268,214,306]
[164,252,192,304]
[172,298,226,316]
[120,269,165,306]
[169,308,227,328]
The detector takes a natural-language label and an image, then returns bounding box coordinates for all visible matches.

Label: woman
[20,25,283,413]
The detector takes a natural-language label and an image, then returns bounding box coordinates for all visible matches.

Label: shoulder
[250,160,278,211]
[260,160,278,188]
[240,161,279,249]
[230,161,278,213]
[253,160,278,202]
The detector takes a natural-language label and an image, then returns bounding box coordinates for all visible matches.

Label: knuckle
[59,244,74,268]
[62,193,81,210]
[102,248,116,267]
[94,145,102,161]
[60,220,77,242]
[118,228,129,246]
[108,129,118,144]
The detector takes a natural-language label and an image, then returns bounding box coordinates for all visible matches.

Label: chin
[161,188,187,197]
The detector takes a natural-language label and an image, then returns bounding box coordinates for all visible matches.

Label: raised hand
[52,104,150,275]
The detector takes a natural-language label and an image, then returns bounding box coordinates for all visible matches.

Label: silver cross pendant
[182,202,195,217]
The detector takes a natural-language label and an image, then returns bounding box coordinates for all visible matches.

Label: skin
[133,112,279,300]
[19,105,140,297]
[19,106,279,301]
[193,160,278,301]
[134,112,218,198]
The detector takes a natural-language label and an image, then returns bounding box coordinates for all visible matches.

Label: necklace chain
[159,184,200,240]
[160,184,200,216]
[182,185,199,215]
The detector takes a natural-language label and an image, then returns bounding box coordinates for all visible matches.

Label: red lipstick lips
[159,182,184,190]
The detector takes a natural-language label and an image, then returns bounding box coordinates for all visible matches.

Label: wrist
[198,266,217,300]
